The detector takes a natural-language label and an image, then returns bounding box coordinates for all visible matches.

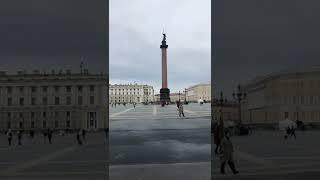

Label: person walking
[76,130,82,145]
[30,130,34,139]
[176,101,180,109]
[82,129,86,140]
[43,130,47,144]
[178,104,185,118]
[220,131,239,175]
[7,129,13,146]
[284,126,290,140]
[17,130,22,145]
[290,126,296,139]
[47,128,52,144]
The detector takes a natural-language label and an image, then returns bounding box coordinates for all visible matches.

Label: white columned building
[0,70,108,131]
[109,83,154,104]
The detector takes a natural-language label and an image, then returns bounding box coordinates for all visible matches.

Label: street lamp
[184,88,187,103]
[232,84,246,125]
[218,91,224,127]
[212,91,225,138]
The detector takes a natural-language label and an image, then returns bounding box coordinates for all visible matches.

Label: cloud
[110,0,211,93]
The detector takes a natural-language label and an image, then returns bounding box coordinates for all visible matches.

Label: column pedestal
[160,88,170,105]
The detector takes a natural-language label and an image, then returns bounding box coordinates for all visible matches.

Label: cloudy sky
[0,0,107,74]
[214,0,320,98]
[110,0,211,93]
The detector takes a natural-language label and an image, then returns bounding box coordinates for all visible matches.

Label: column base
[160,88,170,105]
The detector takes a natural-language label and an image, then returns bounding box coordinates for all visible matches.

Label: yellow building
[242,66,320,126]
[186,83,211,102]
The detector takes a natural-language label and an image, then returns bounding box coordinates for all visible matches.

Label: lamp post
[184,88,187,103]
[216,91,225,139]
[232,84,246,125]
[178,91,181,102]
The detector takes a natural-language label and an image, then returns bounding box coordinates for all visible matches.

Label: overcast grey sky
[110,0,211,93]
[0,0,107,74]
[214,0,320,99]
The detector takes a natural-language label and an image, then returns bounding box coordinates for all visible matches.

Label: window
[90,85,95,92]
[43,121,47,128]
[311,112,315,121]
[301,96,304,104]
[31,121,35,128]
[78,86,83,92]
[293,96,296,104]
[19,122,23,129]
[55,121,59,128]
[66,86,72,93]
[54,86,60,92]
[19,86,24,93]
[55,111,59,117]
[20,97,24,106]
[19,112,23,119]
[43,112,47,118]
[31,112,35,119]
[310,96,314,104]
[55,97,60,105]
[66,96,71,105]
[7,112,11,118]
[43,97,48,105]
[78,96,83,105]
[8,98,12,106]
[90,96,94,105]
[31,86,37,93]
[66,121,70,128]
[42,86,48,93]
[310,80,314,88]
[7,87,12,94]
[31,97,36,105]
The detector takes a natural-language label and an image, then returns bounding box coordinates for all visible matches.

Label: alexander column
[160,33,170,106]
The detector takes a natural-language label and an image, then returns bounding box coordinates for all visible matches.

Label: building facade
[212,99,238,123]
[186,83,211,102]
[170,93,186,103]
[109,84,154,103]
[242,66,320,125]
[0,70,108,131]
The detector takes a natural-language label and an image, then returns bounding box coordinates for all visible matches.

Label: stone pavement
[0,132,108,180]
[212,130,320,180]
[109,103,211,180]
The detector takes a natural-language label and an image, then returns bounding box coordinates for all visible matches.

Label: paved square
[212,130,320,179]
[0,131,108,180]
[109,103,211,180]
